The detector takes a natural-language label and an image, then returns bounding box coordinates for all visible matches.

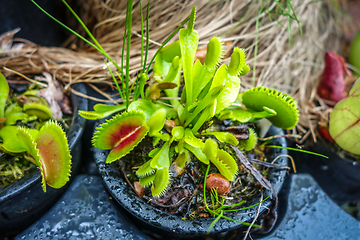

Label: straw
[0,0,343,142]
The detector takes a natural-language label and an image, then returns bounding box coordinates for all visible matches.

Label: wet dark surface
[257,174,360,240]
[6,84,360,239]
[14,173,360,240]
[289,138,360,204]
[15,175,150,240]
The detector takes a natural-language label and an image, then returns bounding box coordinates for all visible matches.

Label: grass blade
[265,145,329,158]
[145,14,191,74]
[31,0,125,102]
[252,6,261,87]
[143,1,150,74]
[139,0,144,70]
[30,0,100,52]
[104,60,124,100]
[122,0,134,109]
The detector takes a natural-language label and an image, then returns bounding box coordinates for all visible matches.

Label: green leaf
[147,108,167,137]
[329,79,360,154]
[202,131,239,146]
[163,56,181,108]
[239,128,258,151]
[150,141,170,169]
[171,126,185,141]
[228,47,249,77]
[93,111,149,163]
[153,40,181,76]
[175,149,190,168]
[0,72,9,119]
[204,37,224,69]
[78,104,126,120]
[4,112,30,126]
[219,107,277,123]
[192,102,217,133]
[218,108,253,122]
[184,84,224,127]
[139,173,156,187]
[139,73,149,99]
[17,127,45,191]
[136,159,155,178]
[23,102,52,120]
[216,149,238,181]
[210,64,241,114]
[203,139,238,181]
[241,86,299,129]
[0,126,37,153]
[208,48,250,115]
[152,41,182,107]
[184,143,209,164]
[128,99,161,122]
[162,56,181,83]
[191,60,216,102]
[179,6,199,107]
[184,128,204,148]
[148,147,161,158]
[203,138,218,158]
[35,121,71,189]
[5,103,21,118]
[151,167,171,197]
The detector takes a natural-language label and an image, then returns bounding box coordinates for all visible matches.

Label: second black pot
[0,83,88,236]
[294,134,360,203]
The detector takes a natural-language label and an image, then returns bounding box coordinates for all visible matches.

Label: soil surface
[116,123,271,219]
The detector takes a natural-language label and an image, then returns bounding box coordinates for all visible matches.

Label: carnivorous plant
[79,7,299,197]
[0,72,71,191]
[329,78,360,155]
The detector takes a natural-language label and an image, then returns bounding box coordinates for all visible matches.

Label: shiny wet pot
[94,124,288,239]
[0,83,88,236]
[295,135,360,203]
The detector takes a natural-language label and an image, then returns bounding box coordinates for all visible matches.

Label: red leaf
[93,111,149,163]
[317,51,352,104]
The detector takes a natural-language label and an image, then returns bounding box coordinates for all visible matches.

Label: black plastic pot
[0,83,88,236]
[294,134,360,203]
[94,124,288,239]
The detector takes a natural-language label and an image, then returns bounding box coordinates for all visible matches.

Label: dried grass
[0,0,343,142]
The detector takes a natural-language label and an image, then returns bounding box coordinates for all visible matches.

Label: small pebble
[206,173,231,195]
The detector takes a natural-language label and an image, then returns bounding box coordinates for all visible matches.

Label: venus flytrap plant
[0,72,71,191]
[86,7,250,197]
[35,1,301,229]
[70,5,299,198]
